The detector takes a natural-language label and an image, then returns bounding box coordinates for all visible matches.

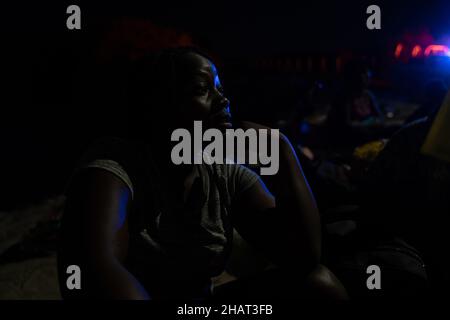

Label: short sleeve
[67,137,140,200]
[226,164,260,200]
[81,159,134,199]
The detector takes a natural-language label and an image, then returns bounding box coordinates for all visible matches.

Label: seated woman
[57,47,347,300]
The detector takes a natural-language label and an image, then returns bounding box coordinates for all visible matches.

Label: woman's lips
[209,110,233,128]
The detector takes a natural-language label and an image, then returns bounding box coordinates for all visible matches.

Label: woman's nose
[213,91,230,113]
[221,96,230,111]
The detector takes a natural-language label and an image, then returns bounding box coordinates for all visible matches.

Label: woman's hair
[125,47,213,139]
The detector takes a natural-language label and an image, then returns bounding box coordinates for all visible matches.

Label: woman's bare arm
[232,122,321,274]
[58,169,150,299]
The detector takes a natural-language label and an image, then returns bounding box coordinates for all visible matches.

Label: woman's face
[174,52,232,130]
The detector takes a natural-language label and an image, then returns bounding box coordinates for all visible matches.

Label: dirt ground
[0,255,60,300]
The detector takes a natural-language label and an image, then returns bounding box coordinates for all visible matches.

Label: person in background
[327,61,384,149]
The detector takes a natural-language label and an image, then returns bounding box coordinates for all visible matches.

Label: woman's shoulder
[73,137,150,198]
[217,163,261,197]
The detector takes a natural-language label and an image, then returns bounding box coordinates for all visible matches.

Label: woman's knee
[303,264,349,300]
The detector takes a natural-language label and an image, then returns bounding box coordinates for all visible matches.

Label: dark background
[1,0,449,209]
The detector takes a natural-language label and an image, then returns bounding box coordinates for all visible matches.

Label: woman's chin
[218,122,233,129]
[206,121,233,131]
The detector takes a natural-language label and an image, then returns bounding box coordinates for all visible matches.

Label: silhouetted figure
[328,60,383,150]
[362,116,450,294]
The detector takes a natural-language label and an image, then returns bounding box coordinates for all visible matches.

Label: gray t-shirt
[73,137,260,298]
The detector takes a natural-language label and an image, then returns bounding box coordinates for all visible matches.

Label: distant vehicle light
[424,44,450,57]
[411,45,422,57]
[394,43,404,58]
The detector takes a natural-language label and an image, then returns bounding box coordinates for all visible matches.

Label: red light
[411,45,422,57]
[394,43,403,58]
[424,44,449,57]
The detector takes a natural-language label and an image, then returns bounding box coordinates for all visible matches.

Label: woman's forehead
[177,52,218,79]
